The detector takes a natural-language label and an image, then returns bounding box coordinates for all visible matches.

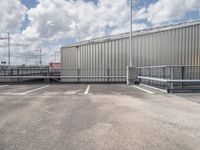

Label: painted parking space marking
[0,85,9,88]
[65,90,81,95]
[42,92,59,95]
[133,85,154,94]
[2,93,26,96]
[140,84,167,93]
[1,85,49,95]
[22,85,49,94]
[84,85,91,95]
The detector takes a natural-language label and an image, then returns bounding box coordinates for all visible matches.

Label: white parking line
[22,85,49,94]
[133,85,154,94]
[2,85,49,95]
[65,90,81,95]
[140,84,167,93]
[84,85,90,95]
[2,93,26,96]
[0,85,9,88]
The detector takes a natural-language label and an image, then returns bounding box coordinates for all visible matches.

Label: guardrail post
[181,66,185,89]
[148,68,150,85]
[107,69,110,82]
[163,67,165,88]
[77,68,80,83]
[169,66,173,90]
[4,69,6,76]
[11,69,13,76]
[46,69,50,83]
[17,69,19,83]
[127,66,137,85]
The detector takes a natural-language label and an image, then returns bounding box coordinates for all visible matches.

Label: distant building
[49,63,61,69]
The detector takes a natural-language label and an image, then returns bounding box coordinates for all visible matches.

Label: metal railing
[60,68,126,82]
[0,68,61,76]
[137,65,200,92]
[0,68,126,83]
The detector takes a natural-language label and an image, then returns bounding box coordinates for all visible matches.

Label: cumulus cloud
[23,0,145,41]
[147,0,200,24]
[0,0,27,33]
[0,0,27,65]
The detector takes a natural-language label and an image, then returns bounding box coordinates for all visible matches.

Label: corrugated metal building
[61,20,200,82]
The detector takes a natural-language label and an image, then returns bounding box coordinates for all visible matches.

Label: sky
[0,0,200,65]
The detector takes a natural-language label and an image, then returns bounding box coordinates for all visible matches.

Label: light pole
[127,0,135,85]
[130,0,133,67]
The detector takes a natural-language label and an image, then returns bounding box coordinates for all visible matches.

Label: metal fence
[137,65,200,92]
[0,68,126,83]
[1,66,200,93]
[61,68,126,82]
[0,68,60,82]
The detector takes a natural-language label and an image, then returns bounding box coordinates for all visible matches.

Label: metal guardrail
[137,66,200,92]
[1,66,200,93]
[0,68,126,83]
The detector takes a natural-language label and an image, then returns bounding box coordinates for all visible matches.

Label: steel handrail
[138,76,200,83]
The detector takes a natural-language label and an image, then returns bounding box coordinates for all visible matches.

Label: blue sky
[21,0,38,9]
[0,0,200,65]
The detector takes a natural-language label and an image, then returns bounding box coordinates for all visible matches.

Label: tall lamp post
[127,0,135,85]
[130,0,132,67]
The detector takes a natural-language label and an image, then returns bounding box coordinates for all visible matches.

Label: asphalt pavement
[0,84,200,150]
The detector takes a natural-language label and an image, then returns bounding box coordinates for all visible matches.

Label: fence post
[17,69,19,83]
[163,67,165,88]
[107,68,110,83]
[167,66,173,92]
[148,68,150,85]
[11,69,13,76]
[181,66,185,89]
[77,68,80,83]
[127,66,137,85]
[46,69,50,83]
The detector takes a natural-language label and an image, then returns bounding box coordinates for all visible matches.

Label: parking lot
[0,84,200,150]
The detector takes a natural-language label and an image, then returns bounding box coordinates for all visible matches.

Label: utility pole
[8,33,11,67]
[0,33,11,67]
[54,52,56,63]
[35,47,42,67]
[130,0,133,67]
[39,47,42,67]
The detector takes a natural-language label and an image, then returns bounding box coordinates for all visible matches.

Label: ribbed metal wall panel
[61,46,77,82]
[61,23,200,82]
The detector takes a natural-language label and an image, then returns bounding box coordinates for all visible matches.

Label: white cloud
[0,0,27,65]
[23,0,145,41]
[147,0,200,24]
[0,0,27,33]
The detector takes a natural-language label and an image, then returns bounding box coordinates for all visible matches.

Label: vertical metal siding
[61,24,200,82]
